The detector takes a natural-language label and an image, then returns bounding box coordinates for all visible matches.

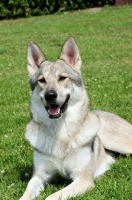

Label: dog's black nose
[45,90,57,102]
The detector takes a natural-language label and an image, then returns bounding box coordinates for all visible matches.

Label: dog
[19,37,132,200]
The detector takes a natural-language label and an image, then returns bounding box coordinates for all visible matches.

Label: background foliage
[0,0,115,19]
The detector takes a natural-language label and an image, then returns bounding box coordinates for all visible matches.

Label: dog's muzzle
[44,90,70,119]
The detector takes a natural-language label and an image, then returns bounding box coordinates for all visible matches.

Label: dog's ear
[27,41,46,77]
[59,37,82,70]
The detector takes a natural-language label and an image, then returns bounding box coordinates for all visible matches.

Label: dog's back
[93,110,132,154]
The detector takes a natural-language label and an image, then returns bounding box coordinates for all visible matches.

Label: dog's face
[28,37,83,119]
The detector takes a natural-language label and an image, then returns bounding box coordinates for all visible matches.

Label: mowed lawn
[0,5,132,200]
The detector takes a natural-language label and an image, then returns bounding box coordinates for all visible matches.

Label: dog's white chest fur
[33,143,92,180]
[26,104,97,158]
[25,96,100,181]
[25,107,95,181]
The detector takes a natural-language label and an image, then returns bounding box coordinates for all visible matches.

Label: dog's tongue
[48,105,60,116]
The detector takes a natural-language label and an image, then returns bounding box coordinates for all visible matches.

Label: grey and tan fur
[19,37,132,200]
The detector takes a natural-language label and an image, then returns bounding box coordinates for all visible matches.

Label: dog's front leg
[45,177,94,200]
[19,175,45,200]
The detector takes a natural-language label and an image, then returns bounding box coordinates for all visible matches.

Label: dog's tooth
[57,108,60,114]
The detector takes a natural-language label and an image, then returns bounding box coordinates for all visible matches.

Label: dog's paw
[45,194,61,200]
[19,197,26,200]
[19,195,30,200]
[45,196,55,200]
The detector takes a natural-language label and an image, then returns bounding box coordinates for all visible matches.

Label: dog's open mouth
[45,95,70,119]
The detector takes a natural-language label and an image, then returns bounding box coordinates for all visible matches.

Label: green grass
[0,5,132,200]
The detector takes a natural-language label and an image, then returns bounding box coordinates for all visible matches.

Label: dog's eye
[38,78,46,84]
[59,76,67,81]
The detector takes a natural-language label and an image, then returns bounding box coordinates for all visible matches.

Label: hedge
[0,0,115,19]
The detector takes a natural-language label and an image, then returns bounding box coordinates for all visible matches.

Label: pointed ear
[59,37,82,70]
[27,41,46,78]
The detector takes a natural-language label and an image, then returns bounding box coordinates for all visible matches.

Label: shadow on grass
[16,164,33,183]
[17,164,71,187]
[50,176,71,188]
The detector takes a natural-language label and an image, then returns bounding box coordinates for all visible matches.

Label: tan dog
[20,37,132,200]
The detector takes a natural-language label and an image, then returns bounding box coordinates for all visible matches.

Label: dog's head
[27,37,83,119]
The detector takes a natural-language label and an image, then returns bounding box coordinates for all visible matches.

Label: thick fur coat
[20,37,132,200]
